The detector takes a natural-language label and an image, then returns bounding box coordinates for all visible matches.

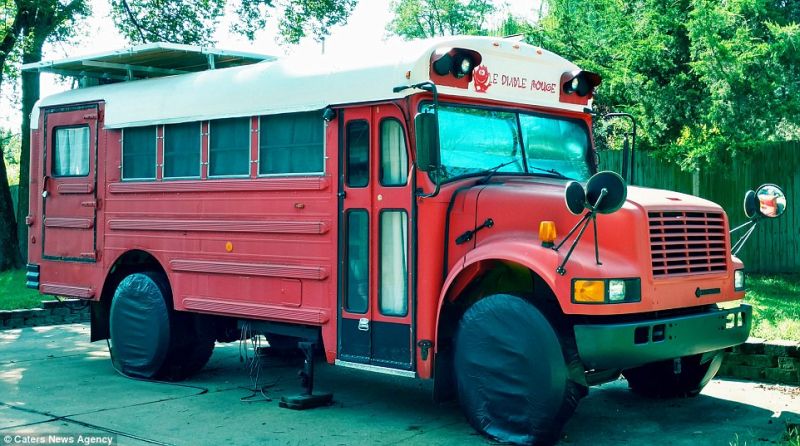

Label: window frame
[377,208,409,317]
[379,118,409,187]
[121,126,158,182]
[418,100,595,184]
[345,119,370,188]
[51,124,91,178]
[207,117,252,179]
[257,111,327,178]
[344,208,370,314]
[162,121,202,180]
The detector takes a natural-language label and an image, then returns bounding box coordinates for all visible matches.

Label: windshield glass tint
[429,104,591,181]
[437,106,524,179]
[519,114,591,180]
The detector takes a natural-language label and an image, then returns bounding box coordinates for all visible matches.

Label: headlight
[734,269,745,291]
[572,278,641,304]
[608,280,626,302]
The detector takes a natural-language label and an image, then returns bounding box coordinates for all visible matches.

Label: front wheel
[453,294,584,445]
[622,351,723,398]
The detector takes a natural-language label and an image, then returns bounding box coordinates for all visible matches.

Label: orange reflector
[539,221,557,245]
[573,280,605,303]
[225,241,233,253]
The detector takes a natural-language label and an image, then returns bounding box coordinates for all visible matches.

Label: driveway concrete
[0,324,797,445]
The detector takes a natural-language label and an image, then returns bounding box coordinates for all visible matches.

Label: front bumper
[574,304,751,370]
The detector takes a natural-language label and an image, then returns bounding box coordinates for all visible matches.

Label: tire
[109,271,215,381]
[453,294,583,445]
[623,351,723,398]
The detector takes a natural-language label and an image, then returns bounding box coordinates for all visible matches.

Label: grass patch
[0,268,46,311]
[744,274,800,342]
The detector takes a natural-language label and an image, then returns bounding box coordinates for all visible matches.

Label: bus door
[41,104,99,262]
[338,104,414,372]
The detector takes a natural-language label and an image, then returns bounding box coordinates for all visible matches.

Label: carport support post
[279,341,333,410]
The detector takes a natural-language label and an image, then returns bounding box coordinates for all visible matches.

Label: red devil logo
[473,65,491,93]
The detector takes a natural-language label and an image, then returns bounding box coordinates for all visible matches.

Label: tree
[110,0,358,45]
[5,0,358,269]
[13,0,89,263]
[530,0,800,169]
[387,0,495,39]
[0,0,22,270]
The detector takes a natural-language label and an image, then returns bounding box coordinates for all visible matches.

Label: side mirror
[755,184,787,218]
[414,113,440,172]
[555,171,628,274]
[743,184,787,219]
[732,183,787,256]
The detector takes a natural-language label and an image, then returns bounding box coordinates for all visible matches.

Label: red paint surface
[29,94,744,381]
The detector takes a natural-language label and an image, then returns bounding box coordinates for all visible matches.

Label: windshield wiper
[475,160,518,185]
[529,164,571,179]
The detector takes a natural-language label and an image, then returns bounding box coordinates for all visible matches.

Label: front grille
[648,211,727,278]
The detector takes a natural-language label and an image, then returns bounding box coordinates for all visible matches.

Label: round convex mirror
[585,171,627,214]
[756,184,787,218]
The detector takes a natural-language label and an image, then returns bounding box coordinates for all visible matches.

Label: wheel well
[90,250,166,342]
[433,260,569,401]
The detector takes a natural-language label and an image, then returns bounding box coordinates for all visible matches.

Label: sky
[0,0,540,131]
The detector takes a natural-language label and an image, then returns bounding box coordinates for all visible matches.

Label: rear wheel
[623,351,723,398]
[109,271,215,381]
[453,294,584,445]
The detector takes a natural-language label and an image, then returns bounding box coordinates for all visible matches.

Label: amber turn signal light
[539,221,557,248]
[573,280,605,303]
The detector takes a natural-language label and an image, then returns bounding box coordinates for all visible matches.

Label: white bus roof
[30,36,585,130]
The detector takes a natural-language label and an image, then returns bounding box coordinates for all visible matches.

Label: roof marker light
[429,48,483,84]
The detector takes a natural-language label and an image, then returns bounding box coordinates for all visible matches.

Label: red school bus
[24,37,757,443]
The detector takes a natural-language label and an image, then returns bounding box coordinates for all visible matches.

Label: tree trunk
[0,139,22,271]
[0,9,22,271]
[16,41,42,262]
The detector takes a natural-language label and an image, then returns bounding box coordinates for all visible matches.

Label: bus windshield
[423,104,593,182]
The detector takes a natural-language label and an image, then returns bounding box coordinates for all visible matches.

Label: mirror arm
[417,169,441,198]
[603,113,637,185]
[405,81,441,199]
[732,220,759,256]
[730,218,758,234]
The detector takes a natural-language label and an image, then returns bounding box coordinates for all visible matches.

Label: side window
[209,117,250,177]
[379,119,408,186]
[346,120,369,187]
[53,126,90,177]
[260,112,324,175]
[122,126,156,180]
[164,122,201,178]
[379,210,408,316]
[345,209,369,313]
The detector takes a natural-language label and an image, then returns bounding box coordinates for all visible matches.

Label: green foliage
[109,0,224,45]
[387,0,495,39]
[0,267,44,310]
[745,274,800,342]
[276,0,358,44]
[1,129,20,186]
[110,0,357,45]
[531,0,800,169]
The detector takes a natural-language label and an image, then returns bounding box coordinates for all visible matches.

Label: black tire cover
[109,273,171,378]
[454,294,568,445]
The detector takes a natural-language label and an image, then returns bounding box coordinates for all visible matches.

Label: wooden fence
[599,142,799,273]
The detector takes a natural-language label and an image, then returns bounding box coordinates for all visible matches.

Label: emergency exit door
[41,104,99,262]
[338,105,414,371]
